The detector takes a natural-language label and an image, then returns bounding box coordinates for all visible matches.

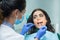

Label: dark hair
[0,0,2,2]
[0,0,26,24]
[27,8,55,34]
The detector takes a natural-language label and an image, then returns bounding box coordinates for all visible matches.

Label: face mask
[15,16,24,25]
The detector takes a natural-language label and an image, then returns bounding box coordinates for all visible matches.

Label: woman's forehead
[33,11,44,16]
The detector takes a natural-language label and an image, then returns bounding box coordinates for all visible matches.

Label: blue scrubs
[25,31,59,40]
[2,20,14,29]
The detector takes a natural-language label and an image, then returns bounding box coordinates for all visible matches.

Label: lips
[37,22,43,24]
[37,21,43,26]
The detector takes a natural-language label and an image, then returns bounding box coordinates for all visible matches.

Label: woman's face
[33,10,47,28]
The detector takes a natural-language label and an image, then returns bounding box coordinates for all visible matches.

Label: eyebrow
[39,14,44,15]
[33,15,37,17]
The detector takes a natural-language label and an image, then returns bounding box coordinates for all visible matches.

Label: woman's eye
[33,15,37,19]
[39,14,43,17]
[33,16,36,19]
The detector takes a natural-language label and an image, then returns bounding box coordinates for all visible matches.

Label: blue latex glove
[35,26,47,40]
[20,23,34,35]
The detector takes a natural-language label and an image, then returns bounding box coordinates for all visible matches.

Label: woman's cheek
[43,21,47,26]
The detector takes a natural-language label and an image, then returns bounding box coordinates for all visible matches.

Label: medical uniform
[0,21,24,40]
[25,31,59,40]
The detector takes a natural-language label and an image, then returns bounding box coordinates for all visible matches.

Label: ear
[12,9,19,18]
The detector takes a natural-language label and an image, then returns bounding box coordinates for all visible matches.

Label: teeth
[37,22,43,24]
[40,22,43,23]
[37,22,43,27]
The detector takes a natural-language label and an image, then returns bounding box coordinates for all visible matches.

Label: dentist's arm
[20,23,34,35]
[34,26,47,40]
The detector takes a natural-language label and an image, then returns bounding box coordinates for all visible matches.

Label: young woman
[25,8,59,40]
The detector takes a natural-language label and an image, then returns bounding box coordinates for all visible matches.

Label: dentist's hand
[35,26,47,40]
[20,23,34,35]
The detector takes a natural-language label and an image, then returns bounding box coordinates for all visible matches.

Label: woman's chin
[36,26,41,29]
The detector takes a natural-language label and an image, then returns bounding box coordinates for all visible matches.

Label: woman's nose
[37,17,41,21]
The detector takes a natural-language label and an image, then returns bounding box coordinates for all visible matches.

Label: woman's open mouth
[37,21,43,26]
